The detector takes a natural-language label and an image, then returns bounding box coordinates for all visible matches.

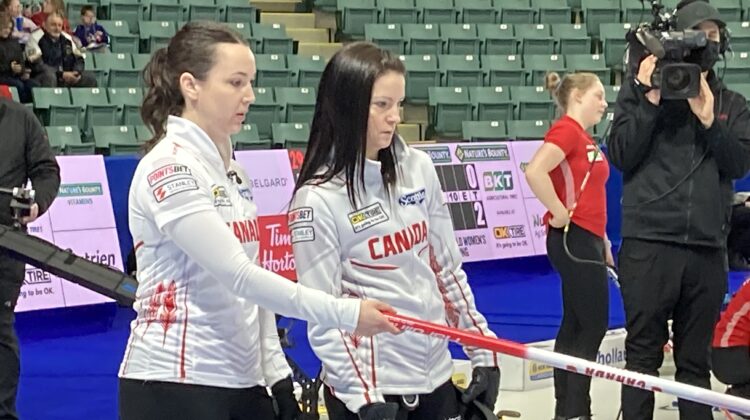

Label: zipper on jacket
[684,141,697,242]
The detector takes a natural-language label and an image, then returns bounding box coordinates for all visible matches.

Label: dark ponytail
[141,47,183,152]
[139,21,247,153]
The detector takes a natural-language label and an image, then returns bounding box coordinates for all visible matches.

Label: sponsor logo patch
[211,185,232,207]
[348,203,389,233]
[147,164,192,186]
[290,226,315,243]
[399,189,426,206]
[238,187,253,201]
[288,207,313,226]
[493,225,526,239]
[153,178,198,202]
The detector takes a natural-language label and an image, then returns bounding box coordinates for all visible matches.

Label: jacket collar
[165,115,228,173]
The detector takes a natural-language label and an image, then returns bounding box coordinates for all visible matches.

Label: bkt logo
[483,171,514,191]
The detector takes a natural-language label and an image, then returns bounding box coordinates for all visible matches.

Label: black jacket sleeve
[72,53,85,74]
[606,79,662,174]
[23,109,59,215]
[700,91,750,180]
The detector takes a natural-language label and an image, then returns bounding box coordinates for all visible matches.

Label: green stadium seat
[378,0,419,24]
[232,124,272,150]
[716,52,750,85]
[108,87,143,125]
[477,23,517,55]
[441,23,481,55]
[600,22,633,70]
[134,125,154,142]
[255,54,292,88]
[403,23,443,55]
[287,54,327,88]
[399,54,441,103]
[729,83,750,106]
[439,54,483,87]
[462,120,508,141]
[33,87,80,127]
[218,0,257,23]
[245,87,280,139]
[99,19,131,36]
[469,86,514,121]
[712,0,742,23]
[45,126,83,155]
[253,23,294,55]
[565,53,610,84]
[456,0,497,24]
[523,53,566,85]
[506,119,551,140]
[92,125,140,155]
[71,87,120,139]
[416,0,457,24]
[621,0,653,23]
[181,0,220,21]
[552,23,590,54]
[108,0,143,34]
[337,0,378,39]
[726,21,750,53]
[275,87,316,124]
[495,0,535,24]
[146,0,183,21]
[593,111,614,142]
[582,0,620,37]
[428,86,473,138]
[272,122,310,148]
[533,0,571,24]
[139,20,177,53]
[365,23,406,54]
[510,85,555,120]
[100,20,139,54]
[481,54,525,86]
[516,23,556,55]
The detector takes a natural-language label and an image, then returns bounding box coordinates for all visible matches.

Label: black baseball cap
[674,0,726,30]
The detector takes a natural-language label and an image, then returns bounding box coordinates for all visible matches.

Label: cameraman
[606,1,750,419]
[0,96,59,419]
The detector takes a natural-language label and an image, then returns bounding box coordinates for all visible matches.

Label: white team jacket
[290,136,498,412]
[120,116,315,388]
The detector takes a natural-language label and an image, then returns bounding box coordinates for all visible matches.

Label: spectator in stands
[30,0,69,33]
[525,72,611,420]
[607,1,750,418]
[0,11,37,102]
[712,279,750,418]
[0,83,60,420]
[118,21,398,420]
[0,0,38,44]
[290,41,500,420]
[37,12,95,87]
[73,5,107,52]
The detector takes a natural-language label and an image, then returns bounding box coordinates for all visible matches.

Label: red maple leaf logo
[142,280,178,344]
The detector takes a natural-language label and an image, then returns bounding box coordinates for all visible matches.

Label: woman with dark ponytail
[119,22,399,420]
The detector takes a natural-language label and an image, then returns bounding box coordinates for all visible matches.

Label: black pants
[119,378,276,420]
[546,223,609,419]
[0,252,25,420]
[324,380,461,420]
[712,346,750,388]
[0,76,38,103]
[619,239,727,420]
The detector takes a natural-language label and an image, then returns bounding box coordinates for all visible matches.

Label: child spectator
[73,5,106,52]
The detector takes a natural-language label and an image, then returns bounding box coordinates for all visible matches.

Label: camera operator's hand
[20,203,39,225]
[688,74,715,129]
[637,55,661,106]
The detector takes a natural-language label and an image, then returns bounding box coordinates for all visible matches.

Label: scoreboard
[414,141,547,262]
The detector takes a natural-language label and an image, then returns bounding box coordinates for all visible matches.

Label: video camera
[627,0,707,99]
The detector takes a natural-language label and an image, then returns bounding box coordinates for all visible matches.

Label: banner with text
[414,141,547,262]
[235,150,297,281]
[17,155,122,313]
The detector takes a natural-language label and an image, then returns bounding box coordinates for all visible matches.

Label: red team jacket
[713,279,750,348]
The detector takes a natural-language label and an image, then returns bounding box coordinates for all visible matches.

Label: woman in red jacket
[525,72,612,420]
[713,279,750,407]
